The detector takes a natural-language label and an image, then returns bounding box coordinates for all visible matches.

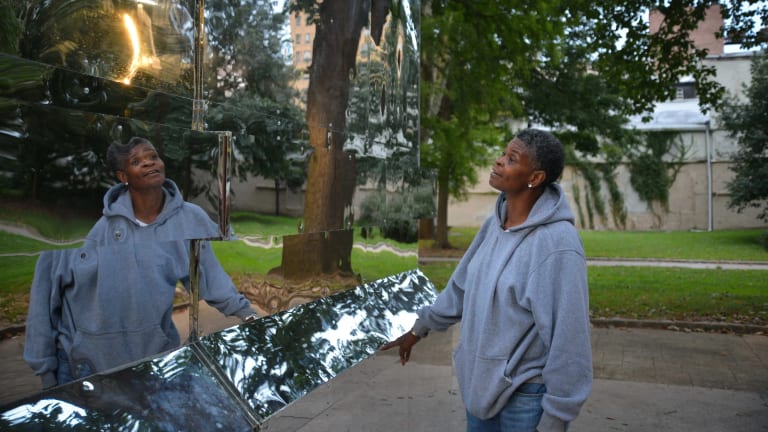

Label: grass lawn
[580,229,768,261]
[2,208,766,328]
[419,261,767,325]
[421,227,768,262]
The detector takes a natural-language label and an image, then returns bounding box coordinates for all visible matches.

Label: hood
[495,183,575,232]
[102,179,185,226]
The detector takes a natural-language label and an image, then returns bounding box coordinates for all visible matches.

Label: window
[305,33,311,43]
[295,14,301,26]
[675,87,684,100]
[303,51,311,62]
[295,34,301,45]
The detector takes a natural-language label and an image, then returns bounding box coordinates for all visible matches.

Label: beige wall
[446,160,765,231]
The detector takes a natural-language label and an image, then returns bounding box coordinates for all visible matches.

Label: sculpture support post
[189,239,202,342]
[217,131,232,239]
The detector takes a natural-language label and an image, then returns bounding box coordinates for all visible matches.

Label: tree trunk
[278,0,390,279]
[274,178,280,216]
[434,170,451,249]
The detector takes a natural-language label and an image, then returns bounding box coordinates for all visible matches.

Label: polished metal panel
[0,269,438,430]
[0,54,195,129]
[3,0,197,97]
[0,344,256,431]
[1,0,427,408]
[199,269,436,421]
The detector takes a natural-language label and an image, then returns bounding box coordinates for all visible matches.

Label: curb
[591,317,768,334]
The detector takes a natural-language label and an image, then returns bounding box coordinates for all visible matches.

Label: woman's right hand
[380,331,421,365]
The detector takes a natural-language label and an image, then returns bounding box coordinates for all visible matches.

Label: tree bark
[279,0,390,279]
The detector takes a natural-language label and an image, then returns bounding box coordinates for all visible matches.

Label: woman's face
[116,143,166,189]
[489,138,540,194]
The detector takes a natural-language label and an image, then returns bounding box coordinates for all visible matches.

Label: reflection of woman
[383,129,592,432]
[25,137,256,388]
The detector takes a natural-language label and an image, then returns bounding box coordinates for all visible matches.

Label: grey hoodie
[24,180,254,387]
[413,184,592,432]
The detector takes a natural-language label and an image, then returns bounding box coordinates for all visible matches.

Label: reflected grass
[0,232,82,254]
[0,205,94,241]
[230,212,302,237]
[212,239,416,284]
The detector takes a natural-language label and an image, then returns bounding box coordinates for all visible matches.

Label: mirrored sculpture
[0,0,432,414]
[0,269,438,430]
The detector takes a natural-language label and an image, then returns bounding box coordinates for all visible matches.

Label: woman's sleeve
[23,251,69,388]
[197,240,255,320]
[529,249,593,432]
[413,220,491,334]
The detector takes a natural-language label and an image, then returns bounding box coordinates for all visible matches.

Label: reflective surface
[0,0,429,404]
[0,269,438,430]
[0,344,256,431]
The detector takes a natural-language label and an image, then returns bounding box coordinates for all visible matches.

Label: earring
[124,182,129,186]
[527,183,533,188]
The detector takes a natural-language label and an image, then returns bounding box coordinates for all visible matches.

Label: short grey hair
[106,137,153,172]
[515,129,564,185]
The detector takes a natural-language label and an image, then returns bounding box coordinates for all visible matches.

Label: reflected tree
[279,0,392,280]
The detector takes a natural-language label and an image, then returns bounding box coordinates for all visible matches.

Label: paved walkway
[2,305,767,431]
[262,326,768,432]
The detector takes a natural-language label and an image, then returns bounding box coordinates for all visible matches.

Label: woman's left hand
[380,331,421,365]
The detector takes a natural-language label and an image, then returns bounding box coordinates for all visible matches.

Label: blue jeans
[466,382,547,432]
[56,349,93,386]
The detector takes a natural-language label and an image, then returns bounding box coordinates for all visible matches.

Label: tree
[207,92,307,215]
[421,0,767,248]
[273,0,395,280]
[205,0,296,104]
[203,0,306,213]
[719,53,768,221]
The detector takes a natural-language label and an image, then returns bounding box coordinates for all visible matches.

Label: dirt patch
[0,293,29,329]
[233,273,361,316]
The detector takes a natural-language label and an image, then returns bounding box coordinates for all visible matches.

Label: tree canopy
[719,53,768,221]
[420,0,768,246]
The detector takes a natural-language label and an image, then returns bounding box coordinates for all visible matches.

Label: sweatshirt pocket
[69,325,176,373]
[453,346,514,419]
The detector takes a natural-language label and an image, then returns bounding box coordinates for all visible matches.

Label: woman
[25,137,257,388]
[383,129,592,432]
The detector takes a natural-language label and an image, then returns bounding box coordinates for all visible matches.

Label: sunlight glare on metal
[119,13,141,84]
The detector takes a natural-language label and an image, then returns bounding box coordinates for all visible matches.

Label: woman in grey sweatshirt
[24,137,257,388]
[383,129,592,432]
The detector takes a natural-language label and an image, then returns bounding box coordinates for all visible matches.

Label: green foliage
[420,0,767,247]
[564,144,627,229]
[207,93,307,196]
[627,132,688,213]
[719,53,768,221]
[0,0,23,54]
[205,0,296,103]
[358,185,435,243]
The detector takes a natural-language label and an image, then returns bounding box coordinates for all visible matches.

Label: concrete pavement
[260,325,768,432]
[2,304,767,431]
